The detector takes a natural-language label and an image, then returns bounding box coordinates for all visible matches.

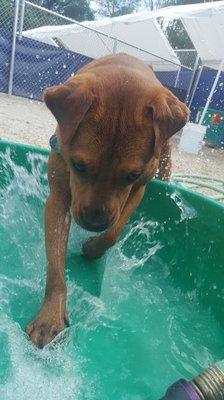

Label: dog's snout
[80,206,110,232]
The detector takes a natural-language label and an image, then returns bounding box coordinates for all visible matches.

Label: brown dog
[26,54,189,348]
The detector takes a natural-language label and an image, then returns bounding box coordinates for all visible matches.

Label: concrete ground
[0,92,223,200]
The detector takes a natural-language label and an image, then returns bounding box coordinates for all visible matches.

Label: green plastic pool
[0,140,224,400]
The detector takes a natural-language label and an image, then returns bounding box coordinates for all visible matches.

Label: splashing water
[170,192,197,222]
[0,149,224,400]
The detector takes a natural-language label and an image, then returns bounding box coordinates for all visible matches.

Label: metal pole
[8,0,20,95]
[174,67,181,88]
[185,54,200,104]
[19,0,25,40]
[199,58,224,125]
[112,39,118,54]
[188,64,204,109]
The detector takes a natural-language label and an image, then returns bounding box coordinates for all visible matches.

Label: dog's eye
[126,172,141,183]
[73,162,86,173]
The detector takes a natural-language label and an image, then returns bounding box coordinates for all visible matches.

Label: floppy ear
[44,81,94,144]
[149,88,189,158]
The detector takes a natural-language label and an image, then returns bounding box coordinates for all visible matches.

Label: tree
[164,20,193,49]
[33,0,94,21]
[143,0,219,10]
[0,0,14,30]
[0,0,47,31]
[62,1,94,21]
[94,0,141,18]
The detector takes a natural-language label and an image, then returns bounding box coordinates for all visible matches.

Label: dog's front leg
[26,154,71,348]
[83,186,146,259]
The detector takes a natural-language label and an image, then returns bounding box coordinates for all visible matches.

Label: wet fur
[26,54,189,348]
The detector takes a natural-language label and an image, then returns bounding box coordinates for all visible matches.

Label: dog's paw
[82,237,106,260]
[26,306,68,348]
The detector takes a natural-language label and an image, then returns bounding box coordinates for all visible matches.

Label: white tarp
[153,1,224,70]
[23,13,180,71]
[23,1,224,70]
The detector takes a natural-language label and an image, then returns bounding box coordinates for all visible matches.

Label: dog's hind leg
[156,139,172,181]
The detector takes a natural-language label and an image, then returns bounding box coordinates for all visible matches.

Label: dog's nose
[80,206,110,232]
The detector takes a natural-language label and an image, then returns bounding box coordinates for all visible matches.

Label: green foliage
[0,0,14,31]
[33,0,94,21]
[165,19,193,49]
[143,0,219,10]
[94,0,141,18]
[62,1,94,21]
[23,8,55,30]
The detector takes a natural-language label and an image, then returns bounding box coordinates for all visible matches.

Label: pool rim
[1,138,223,212]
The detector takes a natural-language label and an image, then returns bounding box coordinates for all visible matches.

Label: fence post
[188,64,204,109]
[199,58,224,125]
[185,54,200,104]
[8,0,20,95]
[113,40,118,54]
[174,67,181,88]
[19,0,25,40]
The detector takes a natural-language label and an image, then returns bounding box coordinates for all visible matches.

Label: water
[0,149,224,399]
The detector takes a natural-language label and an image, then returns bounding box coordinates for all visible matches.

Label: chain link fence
[0,0,14,31]
[0,0,195,102]
[175,49,198,70]
[0,0,15,93]
[189,64,224,122]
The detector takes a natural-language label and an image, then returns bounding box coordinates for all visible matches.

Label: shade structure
[23,12,180,71]
[154,1,224,70]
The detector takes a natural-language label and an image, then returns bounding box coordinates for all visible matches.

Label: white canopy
[23,13,180,71]
[153,1,224,70]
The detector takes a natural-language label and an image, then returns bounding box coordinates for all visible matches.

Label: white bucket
[179,122,207,155]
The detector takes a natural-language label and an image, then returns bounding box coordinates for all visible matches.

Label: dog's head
[45,70,189,232]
